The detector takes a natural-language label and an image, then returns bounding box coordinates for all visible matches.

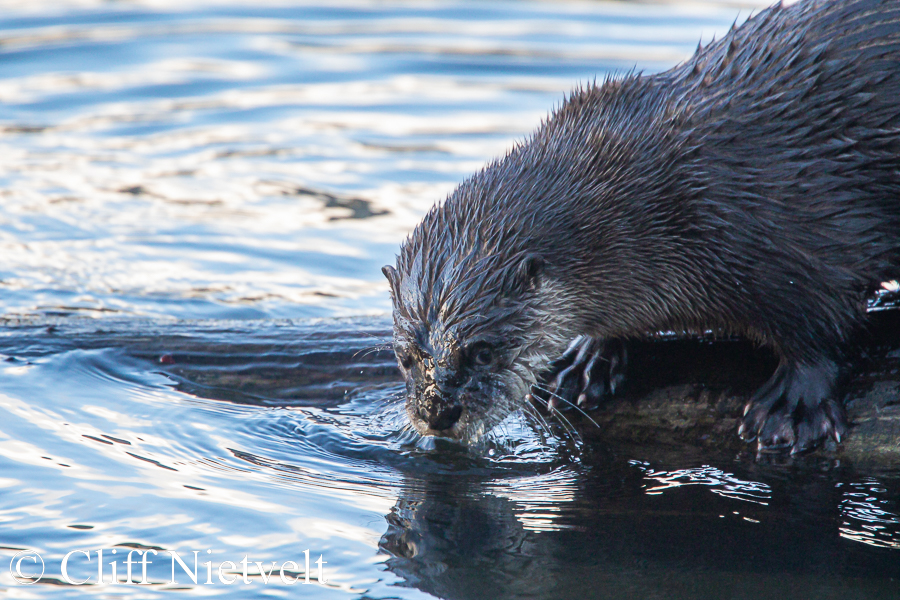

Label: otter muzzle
[416,384,463,432]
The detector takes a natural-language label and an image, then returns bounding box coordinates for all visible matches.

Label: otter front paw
[535,336,626,409]
[738,360,849,454]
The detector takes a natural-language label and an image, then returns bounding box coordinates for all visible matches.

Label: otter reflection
[378,460,900,600]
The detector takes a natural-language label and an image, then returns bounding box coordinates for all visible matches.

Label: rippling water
[1,0,898,598]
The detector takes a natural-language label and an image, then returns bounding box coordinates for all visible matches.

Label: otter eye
[469,343,494,367]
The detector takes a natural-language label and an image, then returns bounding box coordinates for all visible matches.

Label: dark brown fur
[384,0,900,451]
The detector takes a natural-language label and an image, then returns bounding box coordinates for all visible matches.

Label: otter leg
[538,336,626,409]
[738,359,849,454]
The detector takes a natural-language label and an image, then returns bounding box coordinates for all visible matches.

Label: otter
[382,0,900,454]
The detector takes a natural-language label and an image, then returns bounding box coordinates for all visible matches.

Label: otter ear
[513,254,544,292]
[382,265,400,295]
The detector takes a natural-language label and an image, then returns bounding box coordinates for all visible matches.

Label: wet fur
[385,0,900,447]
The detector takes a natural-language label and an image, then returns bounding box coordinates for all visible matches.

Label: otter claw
[536,337,627,410]
[548,395,560,411]
[739,359,849,454]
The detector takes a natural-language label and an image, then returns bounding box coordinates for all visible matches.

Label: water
[0,0,898,597]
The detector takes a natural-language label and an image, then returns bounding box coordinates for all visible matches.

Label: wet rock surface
[572,308,900,465]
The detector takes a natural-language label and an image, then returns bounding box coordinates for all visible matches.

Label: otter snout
[417,384,463,432]
[419,403,462,431]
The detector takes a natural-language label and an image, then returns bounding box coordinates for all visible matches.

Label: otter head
[382,243,553,444]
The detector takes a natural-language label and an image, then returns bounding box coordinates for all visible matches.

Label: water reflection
[484,468,581,532]
[839,479,900,550]
[631,461,772,505]
[378,454,900,600]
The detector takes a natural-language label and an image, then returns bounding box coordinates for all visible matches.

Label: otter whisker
[530,382,600,429]
[527,387,579,440]
[490,372,558,441]
[529,384,592,439]
[354,329,390,341]
[521,400,555,437]
[550,408,579,441]
[528,401,577,440]
[351,343,393,360]
[523,405,560,451]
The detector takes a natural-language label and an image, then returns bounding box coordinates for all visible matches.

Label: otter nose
[418,383,463,431]
[419,404,463,431]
